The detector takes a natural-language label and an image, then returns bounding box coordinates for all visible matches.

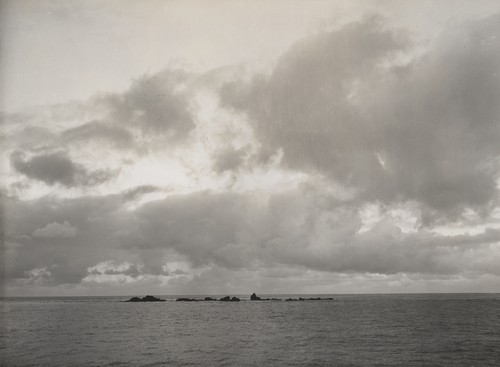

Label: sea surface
[1,293,499,366]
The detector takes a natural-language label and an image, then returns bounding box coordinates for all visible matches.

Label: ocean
[1,293,499,366]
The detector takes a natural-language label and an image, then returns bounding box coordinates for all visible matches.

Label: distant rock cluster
[175,296,240,302]
[125,295,165,302]
[250,293,281,301]
[125,293,335,303]
[219,296,241,302]
[175,297,217,302]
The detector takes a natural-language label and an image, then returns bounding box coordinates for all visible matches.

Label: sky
[1,0,500,296]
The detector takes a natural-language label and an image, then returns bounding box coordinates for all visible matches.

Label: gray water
[1,294,499,366]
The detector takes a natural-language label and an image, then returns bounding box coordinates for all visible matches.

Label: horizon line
[3,292,500,298]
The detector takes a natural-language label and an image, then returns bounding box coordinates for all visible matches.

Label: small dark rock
[250,293,261,301]
[176,298,198,302]
[204,297,216,301]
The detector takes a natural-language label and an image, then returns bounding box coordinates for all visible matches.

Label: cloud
[32,221,77,238]
[3,12,500,295]
[3,197,121,285]
[61,120,133,149]
[121,185,162,201]
[22,267,54,285]
[2,67,198,185]
[87,261,142,277]
[213,146,248,173]
[221,14,500,217]
[121,189,500,277]
[103,69,195,139]
[10,126,57,151]
[10,150,117,187]
[3,186,500,292]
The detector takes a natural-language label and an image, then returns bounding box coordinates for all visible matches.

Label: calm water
[1,294,499,366]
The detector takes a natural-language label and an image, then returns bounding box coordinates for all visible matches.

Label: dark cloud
[10,150,116,187]
[213,146,247,173]
[221,14,500,216]
[1,68,197,169]
[4,187,500,290]
[61,120,133,149]
[122,189,500,276]
[3,191,179,286]
[12,126,57,151]
[3,193,128,284]
[121,185,161,201]
[104,69,195,139]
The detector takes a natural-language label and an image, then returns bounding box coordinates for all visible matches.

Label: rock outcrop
[174,296,240,302]
[219,296,240,302]
[126,294,334,302]
[126,295,165,302]
[250,293,281,301]
[250,293,261,300]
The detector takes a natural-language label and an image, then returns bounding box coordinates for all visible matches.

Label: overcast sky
[2,0,500,296]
